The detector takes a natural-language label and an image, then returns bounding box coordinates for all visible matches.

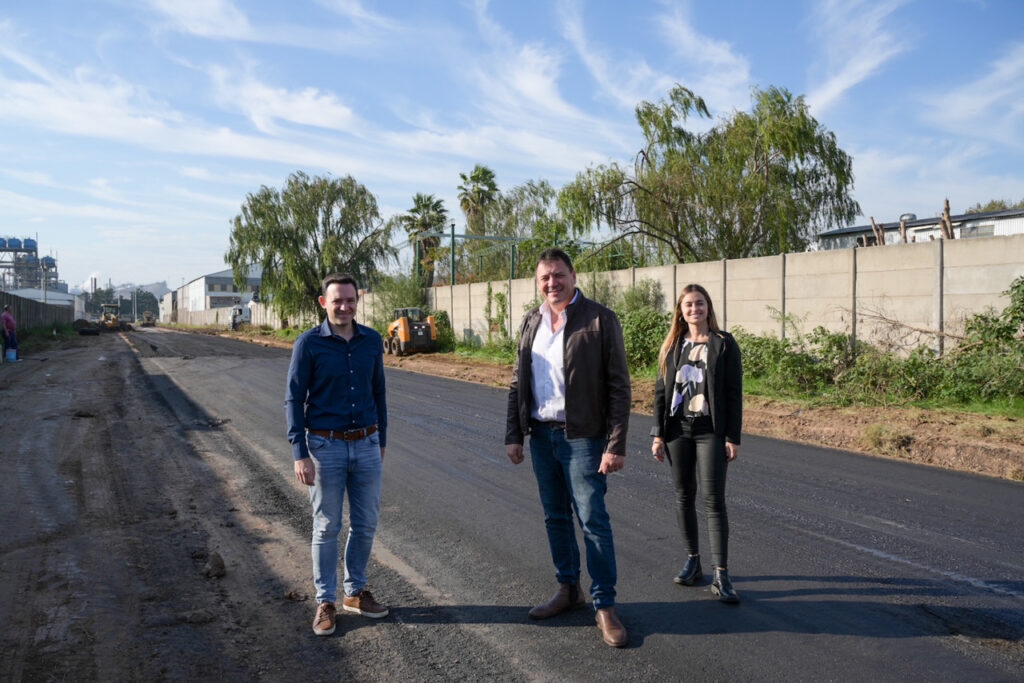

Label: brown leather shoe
[528,582,586,620]
[312,602,337,636]
[595,606,628,647]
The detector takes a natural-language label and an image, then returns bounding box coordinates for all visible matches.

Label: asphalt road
[134,328,1024,681]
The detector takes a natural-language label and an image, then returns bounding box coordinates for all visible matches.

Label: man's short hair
[537,248,574,273]
[321,273,360,297]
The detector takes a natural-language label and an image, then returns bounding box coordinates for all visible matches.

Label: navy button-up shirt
[285,319,387,461]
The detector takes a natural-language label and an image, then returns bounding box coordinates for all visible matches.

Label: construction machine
[99,303,133,332]
[384,307,437,356]
[140,311,156,327]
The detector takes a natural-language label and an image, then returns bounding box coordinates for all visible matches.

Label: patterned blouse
[670,340,710,418]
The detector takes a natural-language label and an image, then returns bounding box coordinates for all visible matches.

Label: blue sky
[1,0,1021,292]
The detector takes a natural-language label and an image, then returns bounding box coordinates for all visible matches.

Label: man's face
[319,282,359,327]
[536,258,577,309]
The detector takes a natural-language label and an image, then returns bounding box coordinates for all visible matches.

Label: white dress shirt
[530,291,579,422]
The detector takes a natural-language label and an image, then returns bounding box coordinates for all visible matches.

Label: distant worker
[505,248,632,648]
[285,273,389,637]
[2,304,19,362]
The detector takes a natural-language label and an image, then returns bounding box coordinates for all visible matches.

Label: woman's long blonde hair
[657,284,721,379]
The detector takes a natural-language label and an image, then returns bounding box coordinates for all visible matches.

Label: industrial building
[0,236,67,293]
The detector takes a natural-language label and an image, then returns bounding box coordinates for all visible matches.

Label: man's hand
[725,442,740,462]
[598,452,625,474]
[380,447,386,461]
[506,443,524,465]
[294,457,316,486]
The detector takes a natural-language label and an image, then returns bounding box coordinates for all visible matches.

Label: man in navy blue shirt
[286,273,389,636]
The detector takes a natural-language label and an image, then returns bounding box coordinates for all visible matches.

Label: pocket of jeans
[307,434,329,451]
[367,432,380,446]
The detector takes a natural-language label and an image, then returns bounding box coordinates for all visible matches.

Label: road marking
[799,527,1024,599]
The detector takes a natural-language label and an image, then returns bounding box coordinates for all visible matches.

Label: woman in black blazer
[651,284,743,603]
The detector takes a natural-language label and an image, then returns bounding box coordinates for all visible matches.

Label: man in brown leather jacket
[505,248,632,647]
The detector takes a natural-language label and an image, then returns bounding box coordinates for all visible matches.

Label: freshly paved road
[137,328,1024,681]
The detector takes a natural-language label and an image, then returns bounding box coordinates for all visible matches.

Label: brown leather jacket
[505,291,632,455]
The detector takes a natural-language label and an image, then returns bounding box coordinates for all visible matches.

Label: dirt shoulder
[211,328,1024,481]
[384,351,1024,482]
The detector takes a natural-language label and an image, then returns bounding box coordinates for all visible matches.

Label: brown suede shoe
[312,602,337,636]
[528,582,586,620]
[342,589,389,619]
[596,606,628,647]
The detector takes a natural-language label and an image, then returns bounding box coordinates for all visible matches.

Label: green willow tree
[560,85,860,263]
[225,171,396,323]
[401,193,448,286]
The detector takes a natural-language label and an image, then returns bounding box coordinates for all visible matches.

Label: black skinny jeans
[665,417,729,568]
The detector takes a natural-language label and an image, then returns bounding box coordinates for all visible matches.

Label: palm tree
[401,193,448,286]
[457,164,499,235]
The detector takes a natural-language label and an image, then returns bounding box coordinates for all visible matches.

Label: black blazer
[652,330,743,445]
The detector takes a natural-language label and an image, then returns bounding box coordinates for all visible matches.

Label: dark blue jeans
[665,417,730,568]
[529,423,617,608]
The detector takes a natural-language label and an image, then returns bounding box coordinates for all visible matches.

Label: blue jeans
[529,424,617,609]
[307,431,382,604]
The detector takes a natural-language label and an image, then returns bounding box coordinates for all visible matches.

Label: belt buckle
[343,427,363,440]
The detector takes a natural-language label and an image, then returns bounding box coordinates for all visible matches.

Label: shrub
[433,310,456,352]
[619,306,670,372]
[619,278,665,312]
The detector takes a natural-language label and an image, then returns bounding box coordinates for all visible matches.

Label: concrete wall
[196,234,1024,355]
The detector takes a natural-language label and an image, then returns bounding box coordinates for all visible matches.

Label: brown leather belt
[308,425,378,441]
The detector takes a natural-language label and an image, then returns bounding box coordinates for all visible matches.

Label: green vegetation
[734,276,1024,417]
[226,171,397,323]
[366,273,429,332]
[560,85,859,264]
[965,197,1024,214]
[11,322,78,354]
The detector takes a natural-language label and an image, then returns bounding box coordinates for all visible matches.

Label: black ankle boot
[711,568,740,603]
[674,555,703,586]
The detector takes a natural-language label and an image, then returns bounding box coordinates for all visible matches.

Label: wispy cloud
[207,66,365,135]
[558,0,673,109]
[0,167,57,187]
[145,0,253,40]
[143,0,397,53]
[921,42,1024,149]
[559,0,750,122]
[315,0,402,30]
[653,3,751,115]
[805,0,908,115]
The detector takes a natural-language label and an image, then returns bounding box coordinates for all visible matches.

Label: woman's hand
[652,438,666,462]
[725,442,739,462]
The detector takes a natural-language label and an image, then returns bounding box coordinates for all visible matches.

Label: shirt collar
[318,319,363,339]
[540,289,579,322]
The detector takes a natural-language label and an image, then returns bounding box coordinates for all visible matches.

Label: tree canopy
[225,171,396,322]
[457,164,499,236]
[965,198,1024,214]
[560,85,860,263]
[400,193,448,286]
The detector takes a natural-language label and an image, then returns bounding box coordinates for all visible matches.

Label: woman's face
[680,291,708,328]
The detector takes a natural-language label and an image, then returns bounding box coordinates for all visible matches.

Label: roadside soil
[213,327,1024,482]
[1,331,489,682]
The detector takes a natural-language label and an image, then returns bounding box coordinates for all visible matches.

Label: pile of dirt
[72,318,100,335]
